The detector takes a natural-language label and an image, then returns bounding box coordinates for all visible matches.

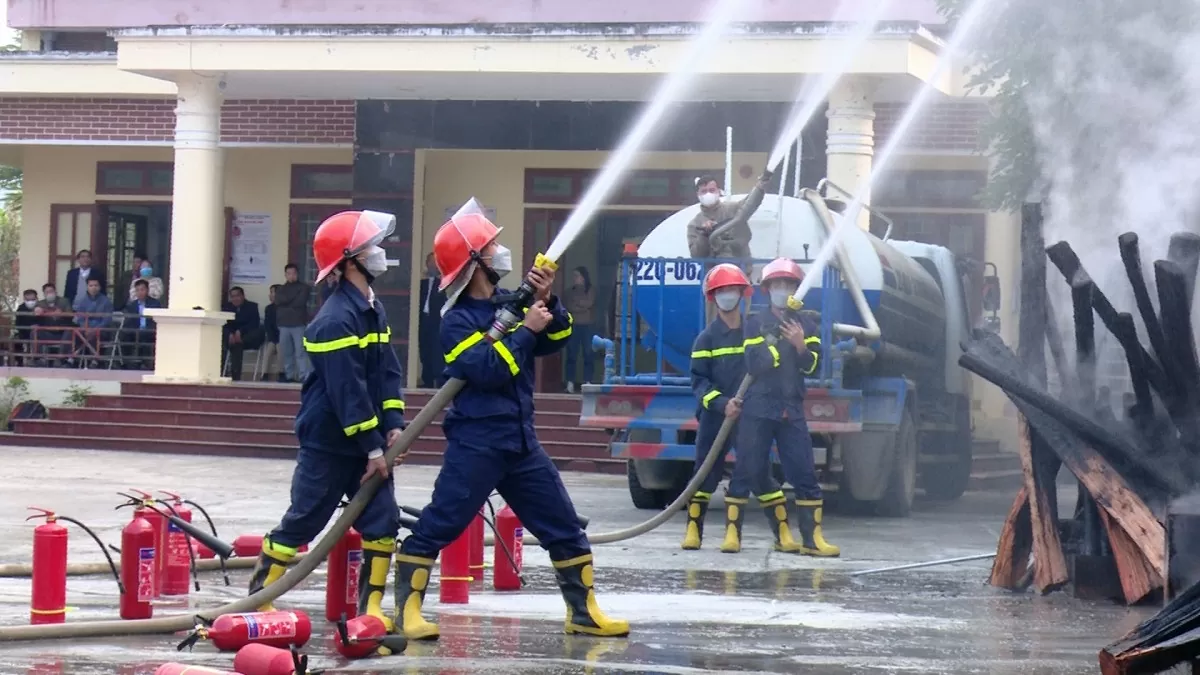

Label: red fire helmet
[702,263,752,298]
[759,257,805,286]
[312,210,396,282]
[434,212,503,291]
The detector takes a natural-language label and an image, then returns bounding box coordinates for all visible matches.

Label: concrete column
[145,74,234,384]
[825,76,877,230]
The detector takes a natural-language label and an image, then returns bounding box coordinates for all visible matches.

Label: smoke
[1022,0,1200,393]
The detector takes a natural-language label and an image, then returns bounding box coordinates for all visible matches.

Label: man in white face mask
[685,171,773,264]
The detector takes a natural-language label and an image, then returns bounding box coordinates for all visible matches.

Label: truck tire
[877,409,918,517]
[921,431,973,501]
[627,460,667,510]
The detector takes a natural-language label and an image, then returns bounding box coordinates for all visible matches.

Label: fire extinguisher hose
[43,515,125,595]
[0,380,465,643]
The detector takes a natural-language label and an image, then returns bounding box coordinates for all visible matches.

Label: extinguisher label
[137,547,155,602]
[168,533,189,565]
[245,612,297,640]
[346,550,362,604]
[513,527,524,570]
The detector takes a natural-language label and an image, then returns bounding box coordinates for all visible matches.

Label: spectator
[34,283,73,366]
[130,257,165,302]
[221,286,263,381]
[120,278,161,369]
[64,249,106,305]
[563,266,596,393]
[274,262,311,383]
[260,284,281,381]
[418,252,446,388]
[116,253,145,310]
[13,288,39,365]
[72,277,113,366]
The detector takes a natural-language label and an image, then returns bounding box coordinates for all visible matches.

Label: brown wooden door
[48,204,98,292]
[523,208,567,393]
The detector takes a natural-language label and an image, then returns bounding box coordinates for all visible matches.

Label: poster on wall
[230,212,272,285]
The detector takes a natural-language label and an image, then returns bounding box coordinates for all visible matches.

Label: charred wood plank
[1120,233,1172,394]
[989,485,1033,590]
[1167,232,1200,309]
[1017,415,1069,593]
[1099,508,1163,605]
[1101,582,1200,675]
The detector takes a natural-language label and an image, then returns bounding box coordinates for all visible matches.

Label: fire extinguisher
[157,491,198,596]
[493,504,524,591]
[233,643,317,675]
[177,610,313,652]
[324,528,362,622]
[120,489,168,597]
[153,665,238,675]
[120,512,158,620]
[25,507,122,625]
[440,527,472,604]
[333,612,407,659]
[469,509,485,583]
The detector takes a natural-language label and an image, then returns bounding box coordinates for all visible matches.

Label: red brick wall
[874,100,989,153]
[0,97,355,144]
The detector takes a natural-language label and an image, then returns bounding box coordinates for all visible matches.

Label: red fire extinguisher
[493,505,524,591]
[469,509,485,583]
[325,528,362,622]
[122,490,168,598]
[25,508,122,625]
[178,610,313,652]
[121,512,158,620]
[333,613,407,659]
[153,665,238,675]
[440,527,472,604]
[158,491,195,597]
[233,643,312,675]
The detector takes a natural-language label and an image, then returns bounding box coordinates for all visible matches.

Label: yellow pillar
[825,76,877,230]
[145,73,234,384]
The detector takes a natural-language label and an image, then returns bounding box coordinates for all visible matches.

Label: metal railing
[2,311,158,370]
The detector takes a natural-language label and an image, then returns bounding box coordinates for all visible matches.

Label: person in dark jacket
[275,263,311,382]
[394,205,627,642]
[120,279,162,368]
[739,257,840,557]
[14,289,39,365]
[260,285,281,381]
[417,252,446,388]
[220,287,263,381]
[248,210,406,640]
[680,263,779,553]
[63,249,107,306]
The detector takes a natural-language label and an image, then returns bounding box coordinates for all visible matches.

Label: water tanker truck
[578,188,980,517]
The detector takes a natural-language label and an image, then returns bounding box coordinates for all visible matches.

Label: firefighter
[681,263,781,552]
[393,206,629,641]
[248,210,407,632]
[685,170,773,262]
[736,257,840,557]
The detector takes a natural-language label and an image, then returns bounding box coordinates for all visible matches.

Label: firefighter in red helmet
[737,257,840,556]
[393,200,628,641]
[249,209,409,642]
[681,263,781,552]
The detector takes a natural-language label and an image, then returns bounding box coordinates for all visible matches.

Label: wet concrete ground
[0,447,1153,673]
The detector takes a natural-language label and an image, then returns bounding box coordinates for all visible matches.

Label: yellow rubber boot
[247,537,297,612]
[392,553,440,641]
[552,553,630,637]
[760,492,802,554]
[796,499,841,557]
[680,492,711,550]
[719,498,747,553]
[358,538,395,633]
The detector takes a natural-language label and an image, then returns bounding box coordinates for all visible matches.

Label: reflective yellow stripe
[548,310,574,341]
[382,399,405,411]
[304,328,392,353]
[804,336,821,346]
[767,345,780,368]
[493,342,520,375]
[743,336,765,346]
[692,350,712,358]
[702,390,722,408]
[362,537,395,552]
[552,553,593,569]
[803,351,819,375]
[262,538,298,561]
[343,415,380,436]
[758,490,786,505]
[693,346,745,359]
[693,491,712,501]
[445,331,486,363]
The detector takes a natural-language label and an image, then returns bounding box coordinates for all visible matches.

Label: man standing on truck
[685,171,773,265]
[681,263,781,553]
[738,257,840,557]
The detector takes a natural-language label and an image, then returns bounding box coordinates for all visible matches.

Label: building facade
[1,0,1021,443]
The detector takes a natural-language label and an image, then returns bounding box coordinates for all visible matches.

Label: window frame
[95,162,174,196]
[290,164,354,200]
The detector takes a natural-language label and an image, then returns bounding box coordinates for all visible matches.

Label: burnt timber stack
[957,206,1200,674]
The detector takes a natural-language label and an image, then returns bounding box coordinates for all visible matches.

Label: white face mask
[488,245,513,279]
[360,246,389,277]
[769,289,793,309]
[713,289,742,312]
[698,192,720,208]
[23,300,36,308]
[45,293,57,302]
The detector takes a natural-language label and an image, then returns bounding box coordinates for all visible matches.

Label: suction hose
[0,380,463,643]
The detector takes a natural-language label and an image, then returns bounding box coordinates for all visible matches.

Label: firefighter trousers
[268,448,401,547]
[730,415,822,501]
[399,439,590,562]
[692,410,737,496]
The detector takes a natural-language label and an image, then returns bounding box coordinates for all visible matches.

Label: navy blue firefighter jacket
[441,289,573,451]
[741,308,821,420]
[294,281,406,456]
[690,316,747,417]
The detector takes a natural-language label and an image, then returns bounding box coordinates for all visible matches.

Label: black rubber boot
[247,536,297,612]
[552,553,630,637]
[680,493,711,550]
[392,553,440,641]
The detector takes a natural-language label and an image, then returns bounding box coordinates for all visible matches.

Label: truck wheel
[627,460,667,510]
[877,409,917,517]
[921,432,973,501]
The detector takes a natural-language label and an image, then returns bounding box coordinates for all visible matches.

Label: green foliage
[0,206,18,313]
[0,376,31,427]
[62,383,94,408]
[0,166,20,214]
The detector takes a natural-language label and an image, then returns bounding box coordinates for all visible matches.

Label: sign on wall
[230,212,273,285]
